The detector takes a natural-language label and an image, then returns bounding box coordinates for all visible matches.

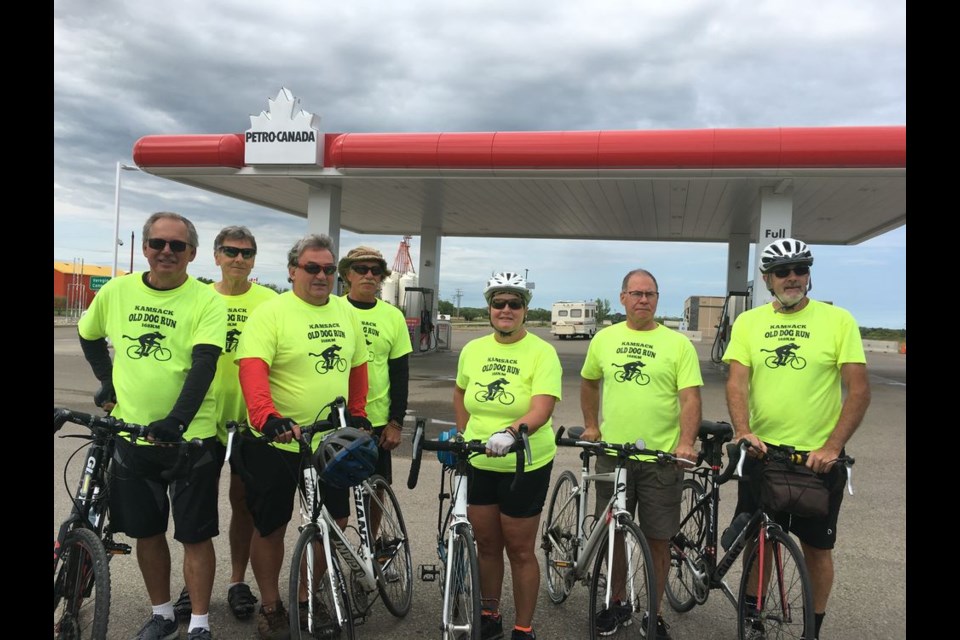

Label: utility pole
[129,231,135,273]
[455,288,463,319]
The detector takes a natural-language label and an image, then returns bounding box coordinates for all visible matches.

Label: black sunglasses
[147,238,191,253]
[298,262,337,276]
[219,246,256,259]
[772,265,810,278]
[350,264,384,276]
[491,299,524,310]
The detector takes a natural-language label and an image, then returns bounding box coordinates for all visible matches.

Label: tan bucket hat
[338,245,392,278]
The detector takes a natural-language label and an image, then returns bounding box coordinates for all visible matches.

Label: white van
[550,301,597,339]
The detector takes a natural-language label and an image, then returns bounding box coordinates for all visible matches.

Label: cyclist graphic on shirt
[764,342,800,366]
[483,377,509,400]
[320,344,342,370]
[618,359,646,381]
[123,331,165,357]
[225,328,241,353]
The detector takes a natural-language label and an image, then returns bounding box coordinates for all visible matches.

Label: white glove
[486,430,517,456]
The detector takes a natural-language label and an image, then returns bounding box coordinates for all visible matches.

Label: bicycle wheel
[53,526,111,640]
[366,476,414,617]
[289,523,356,639]
[737,526,814,640]
[665,479,706,613]
[445,523,481,640]
[587,516,656,639]
[542,470,580,604]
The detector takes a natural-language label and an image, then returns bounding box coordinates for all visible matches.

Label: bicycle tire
[499,390,515,405]
[53,526,111,640]
[587,516,656,639]
[542,470,580,604]
[665,479,706,613]
[445,523,481,640]
[737,526,814,640]
[366,476,414,617]
[289,523,356,639]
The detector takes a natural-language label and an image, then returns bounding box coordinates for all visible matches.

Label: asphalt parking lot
[54,324,906,639]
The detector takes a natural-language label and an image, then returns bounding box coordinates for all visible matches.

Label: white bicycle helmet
[483,272,532,305]
[759,238,814,274]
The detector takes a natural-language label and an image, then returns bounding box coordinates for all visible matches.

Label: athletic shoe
[173,587,192,621]
[480,612,504,640]
[596,600,632,636]
[511,628,537,639]
[131,614,179,640]
[227,583,258,620]
[257,602,290,640]
[639,613,673,640]
[186,628,212,640]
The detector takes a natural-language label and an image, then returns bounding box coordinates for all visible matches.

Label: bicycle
[124,341,172,361]
[284,397,414,639]
[406,419,531,640]
[53,407,199,640]
[310,352,348,374]
[540,426,691,639]
[663,430,855,640]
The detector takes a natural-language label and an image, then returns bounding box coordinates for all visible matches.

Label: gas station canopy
[132,125,906,246]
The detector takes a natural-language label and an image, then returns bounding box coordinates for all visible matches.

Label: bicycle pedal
[104,541,132,555]
[419,564,440,581]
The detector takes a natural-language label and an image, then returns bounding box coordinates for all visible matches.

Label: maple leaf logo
[245,88,323,165]
[249,88,320,131]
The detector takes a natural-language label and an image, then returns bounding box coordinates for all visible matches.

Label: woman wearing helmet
[453,272,563,640]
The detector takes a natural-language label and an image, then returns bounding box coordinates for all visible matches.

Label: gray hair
[286,234,337,268]
[214,225,258,252]
[621,268,659,292]
[142,211,199,248]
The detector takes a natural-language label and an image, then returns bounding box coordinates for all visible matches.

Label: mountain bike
[540,426,692,639]
[664,433,855,640]
[286,397,414,639]
[53,408,199,640]
[406,420,531,640]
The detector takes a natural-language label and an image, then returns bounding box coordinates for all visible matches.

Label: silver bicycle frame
[441,467,472,637]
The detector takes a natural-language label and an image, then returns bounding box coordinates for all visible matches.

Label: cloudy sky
[54,0,906,328]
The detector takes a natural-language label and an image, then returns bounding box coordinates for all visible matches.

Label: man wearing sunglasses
[722,238,871,640]
[172,226,277,624]
[78,211,227,640]
[338,246,412,559]
[235,234,369,640]
[580,268,702,640]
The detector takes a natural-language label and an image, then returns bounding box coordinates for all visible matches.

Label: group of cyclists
[76,211,870,640]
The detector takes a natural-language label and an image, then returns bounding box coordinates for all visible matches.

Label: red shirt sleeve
[238,357,280,430]
[348,362,369,417]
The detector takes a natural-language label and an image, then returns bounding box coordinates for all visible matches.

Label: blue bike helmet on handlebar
[313,427,379,489]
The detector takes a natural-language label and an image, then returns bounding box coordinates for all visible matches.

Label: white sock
[153,602,175,620]
[189,613,209,630]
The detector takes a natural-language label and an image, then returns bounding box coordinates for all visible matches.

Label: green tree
[438,299,455,316]
[594,298,611,324]
[261,282,289,294]
[461,307,485,322]
[526,307,550,322]
[196,276,215,284]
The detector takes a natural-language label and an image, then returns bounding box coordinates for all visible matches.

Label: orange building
[53,262,129,311]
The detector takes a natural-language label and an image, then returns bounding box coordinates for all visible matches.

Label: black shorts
[734,450,847,550]
[467,461,553,518]
[372,425,393,484]
[238,438,349,537]
[108,436,220,544]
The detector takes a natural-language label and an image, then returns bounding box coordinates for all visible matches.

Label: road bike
[284,397,414,639]
[53,408,198,640]
[311,353,348,374]
[540,426,691,639]
[663,430,855,640]
[124,341,172,361]
[762,351,806,370]
[406,420,530,640]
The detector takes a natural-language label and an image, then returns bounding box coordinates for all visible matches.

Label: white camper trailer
[550,301,598,339]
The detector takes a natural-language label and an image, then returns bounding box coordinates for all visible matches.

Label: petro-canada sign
[244,88,323,165]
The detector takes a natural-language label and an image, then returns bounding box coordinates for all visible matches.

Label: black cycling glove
[94,380,116,409]
[349,415,373,432]
[263,416,297,439]
[147,417,185,443]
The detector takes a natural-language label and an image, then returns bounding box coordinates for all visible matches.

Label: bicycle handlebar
[733,438,857,495]
[406,421,530,491]
[54,407,203,480]
[554,425,694,466]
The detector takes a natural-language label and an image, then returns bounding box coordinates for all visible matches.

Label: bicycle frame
[440,459,473,636]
